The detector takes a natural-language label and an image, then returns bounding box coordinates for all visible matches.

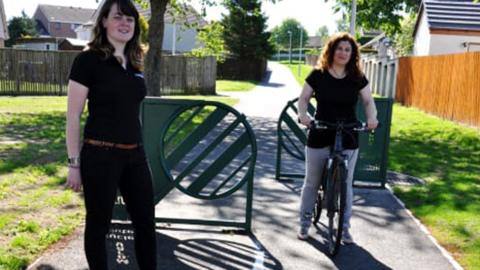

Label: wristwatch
[67,157,81,168]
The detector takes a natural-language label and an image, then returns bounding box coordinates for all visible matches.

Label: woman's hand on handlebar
[298,114,312,127]
[367,118,379,130]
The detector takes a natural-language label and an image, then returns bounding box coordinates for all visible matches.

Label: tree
[334,0,421,36]
[221,0,274,60]
[6,11,38,47]
[270,18,308,50]
[335,16,349,33]
[139,0,280,96]
[316,25,330,44]
[189,21,226,62]
[139,14,149,45]
[394,13,416,56]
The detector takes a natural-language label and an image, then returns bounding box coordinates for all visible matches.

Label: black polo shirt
[69,50,146,144]
[305,69,368,149]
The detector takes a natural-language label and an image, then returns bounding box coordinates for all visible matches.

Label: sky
[4,0,342,36]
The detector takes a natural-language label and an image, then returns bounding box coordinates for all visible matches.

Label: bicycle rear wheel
[325,162,347,256]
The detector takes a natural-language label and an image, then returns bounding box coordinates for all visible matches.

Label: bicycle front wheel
[326,162,347,256]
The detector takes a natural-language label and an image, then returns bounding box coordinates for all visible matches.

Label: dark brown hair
[88,0,144,71]
[315,32,363,80]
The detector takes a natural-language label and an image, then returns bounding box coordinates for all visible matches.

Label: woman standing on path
[296,33,378,243]
[65,0,157,269]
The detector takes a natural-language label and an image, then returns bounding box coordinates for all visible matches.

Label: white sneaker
[297,226,309,240]
[342,229,354,244]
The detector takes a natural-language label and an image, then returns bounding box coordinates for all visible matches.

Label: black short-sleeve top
[305,69,369,149]
[69,50,147,144]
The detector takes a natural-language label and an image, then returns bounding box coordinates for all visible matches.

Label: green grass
[283,63,480,270]
[389,105,480,269]
[0,95,84,269]
[0,93,239,270]
[162,95,238,107]
[280,60,313,86]
[216,80,258,92]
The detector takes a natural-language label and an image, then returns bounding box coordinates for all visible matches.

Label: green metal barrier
[112,98,257,232]
[275,97,393,187]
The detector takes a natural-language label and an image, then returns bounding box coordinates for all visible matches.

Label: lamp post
[297,26,303,76]
[275,34,280,61]
[350,0,357,36]
[288,30,292,64]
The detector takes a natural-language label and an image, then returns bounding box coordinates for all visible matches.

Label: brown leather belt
[84,139,140,150]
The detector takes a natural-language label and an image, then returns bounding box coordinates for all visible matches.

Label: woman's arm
[66,80,88,192]
[359,84,379,129]
[298,82,314,127]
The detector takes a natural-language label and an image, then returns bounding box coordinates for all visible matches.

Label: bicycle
[307,120,375,256]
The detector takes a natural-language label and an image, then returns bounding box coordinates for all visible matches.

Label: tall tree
[316,25,330,44]
[143,0,169,96]
[394,13,416,56]
[189,21,226,62]
[221,0,274,60]
[334,0,421,36]
[270,18,308,49]
[136,0,279,96]
[6,11,38,47]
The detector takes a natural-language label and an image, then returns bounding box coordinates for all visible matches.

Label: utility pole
[288,30,292,64]
[297,26,303,76]
[350,0,356,36]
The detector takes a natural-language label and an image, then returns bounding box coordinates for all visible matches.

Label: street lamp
[288,30,292,64]
[274,34,280,61]
[350,0,357,36]
[297,26,303,76]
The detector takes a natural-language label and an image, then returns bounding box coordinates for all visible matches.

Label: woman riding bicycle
[297,32,378,243]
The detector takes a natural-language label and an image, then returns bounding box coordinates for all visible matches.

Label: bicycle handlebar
[308,120,381,132]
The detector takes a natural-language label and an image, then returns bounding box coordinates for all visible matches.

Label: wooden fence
[396,52,480,127]
[0,49,76,95]
[0,48,216,96]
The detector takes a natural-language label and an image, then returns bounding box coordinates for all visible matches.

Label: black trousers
[80,144,157,270]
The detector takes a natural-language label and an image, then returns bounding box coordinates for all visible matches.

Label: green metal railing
[275,97,393,187]
[112,98,257,232]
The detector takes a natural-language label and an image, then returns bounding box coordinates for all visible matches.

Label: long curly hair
[315,32,363,80]
[88,0,144,71]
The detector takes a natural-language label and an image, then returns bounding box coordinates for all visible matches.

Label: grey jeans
[299,146,359,230]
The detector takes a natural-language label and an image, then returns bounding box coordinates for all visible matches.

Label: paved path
[28,62,460,270]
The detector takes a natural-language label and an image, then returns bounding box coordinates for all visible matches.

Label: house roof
[306,36,322,48]
[0,0,9,39]
[36,4,96,24]
[413,0,480,36]
[91,1,207,28]
[360,32,387,49]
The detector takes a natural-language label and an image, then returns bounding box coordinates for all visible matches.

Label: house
[13,37,87,51]
[87,1,207,54]
[305,36,323,50]
[0,0,9,47]
[413,0,480,56]
[13,37,60,51]
[33,4,95,39]
[360,32,396,58]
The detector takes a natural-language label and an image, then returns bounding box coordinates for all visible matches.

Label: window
[46,44,50,50]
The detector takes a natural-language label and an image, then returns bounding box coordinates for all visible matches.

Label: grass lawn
[283,62,480,269]
[216,80,258,92]
[0,97,83,270]
[389,105,480,269]
[279,60,313,86]
[0,94,237,270]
